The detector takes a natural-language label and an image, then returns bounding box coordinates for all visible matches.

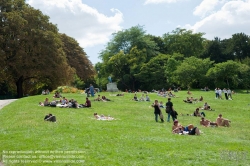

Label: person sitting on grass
[82,98,91,108]
[53,91,61,98]
[139,94,145,101]
[168,91,175,97]
[132,94,138,101]
[145,94,150,101]
[199,96,203,102]
[159,101,164,108]
[200,117,218,127]
[172,120,200,135]
[187,90,192,95]
[183,97,193,103]
[93,113,114,120]
[60,97,68,105]
[193,108,205,117]
[203,102,212,110]
[216,114,231,127]
[44,113,56,122]
[44,98,50,106]
[94,95,102,101]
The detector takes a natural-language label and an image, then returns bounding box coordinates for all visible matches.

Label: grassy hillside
[0,90,249,166]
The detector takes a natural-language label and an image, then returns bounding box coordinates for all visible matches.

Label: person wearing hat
[216,114,230,127]
[200,117,218,127]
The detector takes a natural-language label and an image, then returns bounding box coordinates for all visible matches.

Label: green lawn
[0,90,249,166]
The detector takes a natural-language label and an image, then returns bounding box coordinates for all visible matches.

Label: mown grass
[0,90,249,166]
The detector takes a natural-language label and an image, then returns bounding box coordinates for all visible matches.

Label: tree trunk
[16,76,24,98]
[226,79,229,88]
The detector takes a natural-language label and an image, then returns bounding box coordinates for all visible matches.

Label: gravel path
[0,99,18,110]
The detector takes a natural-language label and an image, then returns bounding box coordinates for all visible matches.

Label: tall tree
[230,33,250,61]
[0,2,73,97]
[172,57,213,88]
[99,25,158,90]
[60,33,95,81]
[162,28,205,57]
[136,53,169,90]
[206,60,241,88]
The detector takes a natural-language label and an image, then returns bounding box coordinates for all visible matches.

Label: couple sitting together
[200,114,230,127]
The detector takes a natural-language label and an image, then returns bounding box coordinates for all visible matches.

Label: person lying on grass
[44,113,56,122]
[172,120,200,135]
[102,96,111,101]
[93,113,114,120]
[200,117,218,127]
[216,114,231,127]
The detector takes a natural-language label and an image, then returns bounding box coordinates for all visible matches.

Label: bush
[52,86,84,94]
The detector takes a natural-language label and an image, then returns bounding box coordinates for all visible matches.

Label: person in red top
[85,97,91,107]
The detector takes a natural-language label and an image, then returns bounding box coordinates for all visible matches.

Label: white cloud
[144,0,181,5]
[193,0,225,18]
[187,0,250,39]
[26,0,123,48]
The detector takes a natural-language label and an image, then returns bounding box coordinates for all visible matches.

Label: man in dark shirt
[166,98,175,122]
[85,98,91,107]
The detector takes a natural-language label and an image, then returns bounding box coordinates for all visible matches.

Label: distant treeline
[95,26,250,91]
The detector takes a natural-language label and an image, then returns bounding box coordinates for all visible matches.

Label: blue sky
[26,0,250,64]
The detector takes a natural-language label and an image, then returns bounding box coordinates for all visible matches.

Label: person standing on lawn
[89,84,95,97]
[166,98,175,122]
[152,100,164,122]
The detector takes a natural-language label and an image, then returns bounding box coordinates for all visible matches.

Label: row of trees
[0,0,94,97]
[96,26,250,91]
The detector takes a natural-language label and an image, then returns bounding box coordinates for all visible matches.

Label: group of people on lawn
[40,96,91,108]
[152,92,231,135]
[43,87,231,133]
[132,93,150,101]
[215,88,234,100]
